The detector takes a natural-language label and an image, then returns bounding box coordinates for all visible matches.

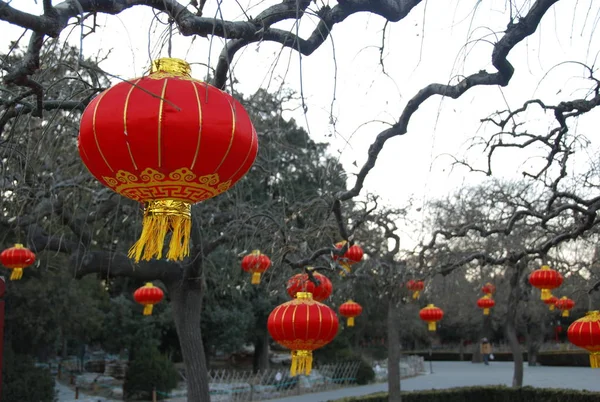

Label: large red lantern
[406,280,425,299]
[482,282,496,296]
[78,58,258,262]
[241,250,271,284]
[477,295,495,316]
[339,300,363,327]
[267,292,338,376]
[567,310,600,368]
[419,304,444,331]
[133,283,164,315]
[544,295,559,311]
[528,265,563,300]
[0,244,36,281]
[332,241,363,275]
[286,271,332,302]
[555,296,575,317]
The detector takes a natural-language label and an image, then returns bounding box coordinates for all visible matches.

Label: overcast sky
[2,0,599,248]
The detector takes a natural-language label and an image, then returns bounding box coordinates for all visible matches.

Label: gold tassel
[290,350,313,376]
[541,289,551,301]
[251,272,261,285]
[143,304,154,316]
[549,305,555,311]
[9,268,22,281]
[339,262,351,277]
[483,308,490,316]
[562,310,569,317]
[347,317,355,327]
[428,322,436,331]
[590,353,600,369]
[128,200,191,262]
[412,290,420,300]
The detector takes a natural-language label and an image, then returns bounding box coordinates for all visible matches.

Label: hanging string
[167,18,173,58]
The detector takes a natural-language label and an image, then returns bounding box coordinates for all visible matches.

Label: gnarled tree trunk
[505,261,525,387]
[167,279,210,402]
[387,296,401,402]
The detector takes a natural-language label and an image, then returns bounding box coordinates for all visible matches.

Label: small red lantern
[477,295,496,316]
[528,265,563,300]
[406,280,425,299]
[133,283,164,315]
[286,271,332,302]
[79,58,258,262]
[0,244,36,281]
[419,304,444,332]
[567,310,600,368]
[267,292,338,376]
[332,241,364,275]
[482,282,496,296]
[544,295,559,311]
[555,296,575,317]
[241,250,271,284]
[339,300,363,327]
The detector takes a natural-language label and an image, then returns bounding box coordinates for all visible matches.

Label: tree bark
[387,297,401,402]
[505,261,524,387]
[253,329,270,373]
[167,279,210,402]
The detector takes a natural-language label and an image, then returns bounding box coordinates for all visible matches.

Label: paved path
[56,379,113,402]
[265,361,600,402]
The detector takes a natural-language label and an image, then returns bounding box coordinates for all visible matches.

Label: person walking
[481,338,493,365]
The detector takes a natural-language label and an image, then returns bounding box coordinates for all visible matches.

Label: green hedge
[330,386,600,402]
[403,351,590,366]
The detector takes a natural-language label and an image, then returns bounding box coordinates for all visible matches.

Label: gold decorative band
[145,199,191,218]
[151,58,191,77]
[296,292,313,300]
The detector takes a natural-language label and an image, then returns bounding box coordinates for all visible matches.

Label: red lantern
[419,304,444,332]
[528,265,563,300]
[241,250,271,285]
[267,292,338,376]
[339,300,363,327]
[79,58,258,262]
[555,296,575,317]
[133,282,164,315]
[286,271,332,302]
[332,241,364,275]
[544,295,559,311]
[477,295,495,316]
[482,282,496,296]
[406,280,425,299]
[0,244,36,281]
[567,310,600,368]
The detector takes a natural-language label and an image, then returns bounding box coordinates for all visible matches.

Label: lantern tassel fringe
[562,310,569,317]
[251,272,262,285]
[549,305,555,311]
[339,262,351,277]
[541,289,552,301]
[143,304,154,316]
[128,200,191,262]
[9,268,23,281]
[290,350,313,376]
[347,317,355,327]
[428,322,436,331]
[412,291,420,300]
[590,353,600,369]
[483,308,490,315]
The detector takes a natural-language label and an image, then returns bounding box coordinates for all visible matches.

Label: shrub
[354,359,375,385]
[2,348,56,402]
[123,343,179,400]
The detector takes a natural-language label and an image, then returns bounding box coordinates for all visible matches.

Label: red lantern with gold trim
[286,271,332,302]
[267,292,338,376]
[482,282,496,297]
[477,295,495,316]
[567,311,600,368]
[78,58,258,263]
[419,304,444,331]
[339,300,363,327]
[133,283,164,315]
[555,296,575,317]
[528,265,563,300]
[241,250,271,285]
[0,244,36,281]
[332,241,364,275]
[406,280,425,299]
[544,295,559,311]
